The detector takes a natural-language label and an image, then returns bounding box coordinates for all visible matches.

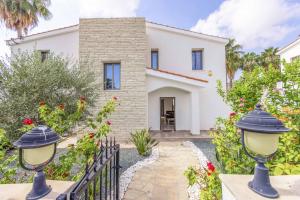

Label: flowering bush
[216,61,300,175]
[45,97,118,181]
[184,162,222,200]
[19,97,87,136]
[38,98,86,135]
[0,51,97,141]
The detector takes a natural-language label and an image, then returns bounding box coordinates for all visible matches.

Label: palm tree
[0,0,52,38]
[242,52,259,72]
[226,39,243,89]
[260,47,280,70]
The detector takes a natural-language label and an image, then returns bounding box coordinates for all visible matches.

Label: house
[278,35,300,63]
[6,18,230,137]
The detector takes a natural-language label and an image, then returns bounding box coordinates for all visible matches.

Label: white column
[190,90,200,135]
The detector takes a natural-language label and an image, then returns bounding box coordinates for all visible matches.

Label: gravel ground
[192,139,220,169]
[119,148,145,174]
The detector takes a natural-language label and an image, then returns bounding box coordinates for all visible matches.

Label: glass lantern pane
[244,131,280,156]
[23,144,55,166]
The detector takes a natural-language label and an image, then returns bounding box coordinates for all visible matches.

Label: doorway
[160,97,176,131]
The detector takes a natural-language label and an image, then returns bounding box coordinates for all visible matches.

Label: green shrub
[216,60,300,175]
[0,51,97,141]
[0,129,12,151]
[211,116,255,174]
[130,129,158,156]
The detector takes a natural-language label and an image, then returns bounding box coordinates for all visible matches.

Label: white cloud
[80,0,140,18]
[191,0,300,50]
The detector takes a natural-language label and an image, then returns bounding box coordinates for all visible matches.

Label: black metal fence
[57,137,120,200]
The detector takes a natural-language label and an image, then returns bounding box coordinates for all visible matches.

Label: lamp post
[236,104,289,198]
[14,125,60,200]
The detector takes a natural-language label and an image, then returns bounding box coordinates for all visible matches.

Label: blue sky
[1,0,300,57]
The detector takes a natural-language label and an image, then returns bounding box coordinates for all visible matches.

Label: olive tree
[0,51,97,141]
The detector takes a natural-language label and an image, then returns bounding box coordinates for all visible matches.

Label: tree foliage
[225,39,243,89]
[0,51,97,141]
[0,0,52,37]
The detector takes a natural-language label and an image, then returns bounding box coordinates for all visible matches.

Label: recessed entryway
[160,97,176,131]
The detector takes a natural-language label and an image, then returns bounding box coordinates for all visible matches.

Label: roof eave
[146,21,229,44]
[278,37,300,55]
[6,24,79,46]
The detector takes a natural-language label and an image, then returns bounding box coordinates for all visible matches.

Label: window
[151,50,159,69]
[192,50,203,70]
[40,50,49,62]
[104,63,120,90]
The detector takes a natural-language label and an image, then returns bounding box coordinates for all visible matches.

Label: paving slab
[123,141,199,200]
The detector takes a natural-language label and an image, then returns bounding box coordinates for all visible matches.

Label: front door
[160,97,176,131]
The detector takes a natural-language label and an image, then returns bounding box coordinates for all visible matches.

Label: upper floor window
[40,50,49,62]
[104,63,120,90]
[151,50,159,70]
[192,50,203,70]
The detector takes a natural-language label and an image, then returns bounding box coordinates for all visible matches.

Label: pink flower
[240,98,245,102]
[106,120,112,126]
[239,103,244,107]
[23,118,33,125]
[207,162,215,172]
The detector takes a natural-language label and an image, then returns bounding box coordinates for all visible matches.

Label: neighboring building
[278,35,300,63]
[6,18,230,137]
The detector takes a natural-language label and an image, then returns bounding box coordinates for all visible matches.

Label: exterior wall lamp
[14,125,60,200]
[236,104,289,198]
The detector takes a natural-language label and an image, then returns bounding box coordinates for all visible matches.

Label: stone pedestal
[0,180,75,200]
[219,174,300,200]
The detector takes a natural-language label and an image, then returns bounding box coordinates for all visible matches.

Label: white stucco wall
[7,21,230,132]
[278,38,300,63]
[10,30,78,60]
[146,24,230,130]
[148,87,191,131]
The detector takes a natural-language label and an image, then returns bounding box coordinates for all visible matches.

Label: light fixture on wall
[236,104,289,198]
[14,125,60,200]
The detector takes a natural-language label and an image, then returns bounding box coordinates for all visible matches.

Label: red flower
[106,120,112,126]
[58,104,65,110]
[39,101,46,106]
[229,112,236,117]
[207,172,211,176]
[23,118,33,125]
[89,132,94,139]
[207,162,215,172]
[112,96,118,101]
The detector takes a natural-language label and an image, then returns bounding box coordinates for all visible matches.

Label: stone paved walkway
[123,141,199,200]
